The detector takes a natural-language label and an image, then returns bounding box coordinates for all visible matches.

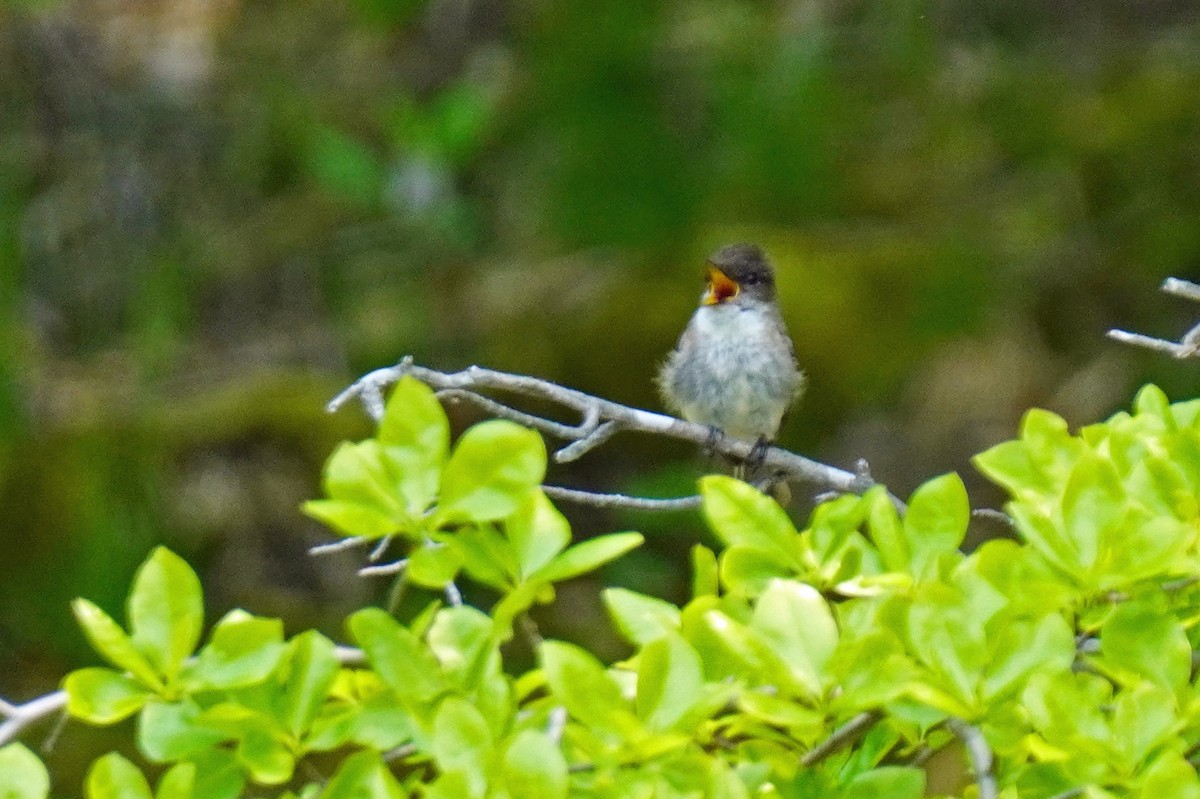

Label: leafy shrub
[5,380,1200,798]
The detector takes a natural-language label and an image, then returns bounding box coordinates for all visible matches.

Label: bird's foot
[702,426,724,460]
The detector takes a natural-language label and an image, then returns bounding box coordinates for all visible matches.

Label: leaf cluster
[7,383,1200,798]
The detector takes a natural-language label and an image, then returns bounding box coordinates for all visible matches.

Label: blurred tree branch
[1108,278,1200,358]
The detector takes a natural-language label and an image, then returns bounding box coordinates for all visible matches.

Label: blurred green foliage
[0,0,1198,784]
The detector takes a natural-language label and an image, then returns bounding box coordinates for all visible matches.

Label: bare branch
[1108,277,1200,358]
[308,536,371,555]
[801,710,884,767]
[330,359,881,502]
[543,485,701,511]
[947,719,998,799]
[0,691,67,748]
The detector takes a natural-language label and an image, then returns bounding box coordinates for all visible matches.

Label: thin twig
[328,359,881,501]
[308,536,371,555]
[1108,277,1200,359]
[0,691,67,748]
[359,559,409,577]
[947,719,998,799]
[800,710,884,767]
[543,485,702,511]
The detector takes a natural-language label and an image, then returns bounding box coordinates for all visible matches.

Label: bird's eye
[744,275,759,285]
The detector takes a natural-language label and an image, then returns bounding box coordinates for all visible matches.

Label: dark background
[1,0,1198,784]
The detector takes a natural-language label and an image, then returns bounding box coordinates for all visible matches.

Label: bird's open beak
[702,265,740,305]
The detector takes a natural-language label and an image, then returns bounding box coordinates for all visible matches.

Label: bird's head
[701,243,777,306]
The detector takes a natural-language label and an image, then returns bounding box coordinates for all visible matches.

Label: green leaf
[506,490,570,579]
[1112,684,1178,771]
[502,730,568,799]
[432,697,493,797]
[128,548,204,682]
[636,633,705,731]
[841,767,924,799]
[541,640,639,734]
[907,592,985,713]
[982,613,1074,702]
[379,376,450,461]
[439,420,546,522]
[318,750,406,799]
[903,473,969,576]
[237,726,295,785]
[407,543,466,588]
[378,377,451,515]
[188,748,244,799]
[189,610,285,690]
[456,525,518,590]
[138,699,228,762]
[972,440,1047,497]
[301,498,399,540]
[283,631,340,736]
[603,588,681,647]
[719,545,792,596]
[699,476,798,560]
[154,763,195,799]
[64,668,152,724]
[1099,602,1191,691]
[531,532,644,583]
[86,753,153,799]
[1138,753,1200,799]
[749,580,838,696]
[691,545,719,598]
[71,599,163,691]
[0,743,50,799]
[1062,454,1126,574]
[348,608,446,703]
[426,606,496,691]
[866,488,908,572]
[1133,384,1174,426]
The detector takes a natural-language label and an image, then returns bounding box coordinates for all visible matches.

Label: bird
[658,243,803,475]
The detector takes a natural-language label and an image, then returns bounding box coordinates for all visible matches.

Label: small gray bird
[658,243,803,453]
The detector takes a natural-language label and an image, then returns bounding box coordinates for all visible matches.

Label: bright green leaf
[0,743,49,799]
[841,766,924,799]
[432,697,492,797]
[283,631,340,736]
[541,640,638,734]
[318,750,406,799]
[138,699,228,762]
[603,588,681,647]
[691,545,719,598]
[407,543,466,588]
[378,376,450,463]
[506,490,570,579]
[636,633,704,731]
[237,726,295,785]
[189,610,285,690]
[502,729,568,799]
[1100,602,1190,691]
[903,473,969,576]
[71,599,163,691]
[719,545,792,596]
[866,489,908,572]
[750,580,838,696]
[188,748,244,799]
[86,753,153,799]
[128,548,204,682]
[154,763,195,799]
[531,532,643,583]
[439,420,546,522]
[64,668,152,724]
[348,608,446,703]
[699,476,798,560]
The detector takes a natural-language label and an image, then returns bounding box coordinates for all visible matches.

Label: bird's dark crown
[707,243,776,295]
